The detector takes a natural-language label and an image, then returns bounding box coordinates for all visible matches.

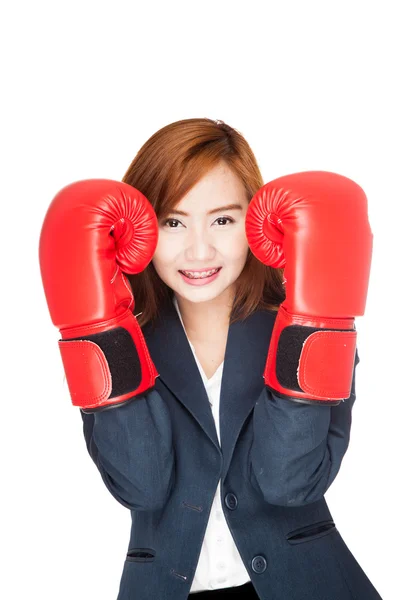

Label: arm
[81,389,175,511]
[40,180,174,510]
[250,349,359,507]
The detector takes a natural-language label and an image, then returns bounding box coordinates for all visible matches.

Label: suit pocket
[126,547,156,562]
[286,520,337,545]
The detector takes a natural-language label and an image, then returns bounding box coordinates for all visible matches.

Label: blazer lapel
[142,296,276,479]
[219,307,275,478]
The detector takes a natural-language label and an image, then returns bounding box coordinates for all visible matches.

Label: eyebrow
[169,203,244,217]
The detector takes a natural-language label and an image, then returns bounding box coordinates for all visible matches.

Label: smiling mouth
[179,267,222,279]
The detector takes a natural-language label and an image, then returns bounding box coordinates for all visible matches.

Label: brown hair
[122,117,285,328]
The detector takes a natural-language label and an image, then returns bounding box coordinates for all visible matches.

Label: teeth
[181,268,219,279]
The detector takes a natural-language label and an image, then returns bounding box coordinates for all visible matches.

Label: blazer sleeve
[249,348,360,507]
[80,389,175,511]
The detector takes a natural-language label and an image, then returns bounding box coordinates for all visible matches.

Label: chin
[182,292,221,304]
[177,282,236,305]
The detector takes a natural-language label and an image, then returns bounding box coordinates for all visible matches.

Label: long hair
[122,118,285,328]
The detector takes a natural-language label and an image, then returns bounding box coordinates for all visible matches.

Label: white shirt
[173,296,251,593]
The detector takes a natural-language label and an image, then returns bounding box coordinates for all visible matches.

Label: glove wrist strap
[264,305,357,404]
[58,310,158,412]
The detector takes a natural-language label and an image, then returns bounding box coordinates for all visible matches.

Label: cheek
[152,234,176,267]
[223,230,249,261]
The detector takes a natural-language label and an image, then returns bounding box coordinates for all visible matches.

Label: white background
[1,1,398,598]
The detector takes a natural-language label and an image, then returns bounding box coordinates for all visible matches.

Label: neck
[175,288,234,344]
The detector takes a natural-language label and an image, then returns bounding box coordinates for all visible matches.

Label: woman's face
[152,162,249,305]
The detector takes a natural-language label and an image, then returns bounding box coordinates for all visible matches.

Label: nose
[185,225,216,262]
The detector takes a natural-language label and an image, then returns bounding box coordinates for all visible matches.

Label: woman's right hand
[39,179,159,412]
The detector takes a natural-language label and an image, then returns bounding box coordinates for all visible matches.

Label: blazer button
[224,493,238,510]
[251,555,267,573]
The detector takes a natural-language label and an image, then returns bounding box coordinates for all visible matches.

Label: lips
[179,267,221,280]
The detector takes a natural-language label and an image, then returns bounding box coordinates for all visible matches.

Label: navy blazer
[81,296,382,599]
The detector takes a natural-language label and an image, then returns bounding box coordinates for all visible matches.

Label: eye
[214,216,234,226]
[161,218,182,228]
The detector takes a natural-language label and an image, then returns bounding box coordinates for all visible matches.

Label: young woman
[39,118,382,599]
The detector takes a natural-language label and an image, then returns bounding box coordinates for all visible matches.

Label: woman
[39,118,382,599]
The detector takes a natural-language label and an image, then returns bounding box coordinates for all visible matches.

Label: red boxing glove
[39,179,159,412]
[245,171,372,405]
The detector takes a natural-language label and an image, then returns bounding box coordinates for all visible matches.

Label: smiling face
[151,162,250,307]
